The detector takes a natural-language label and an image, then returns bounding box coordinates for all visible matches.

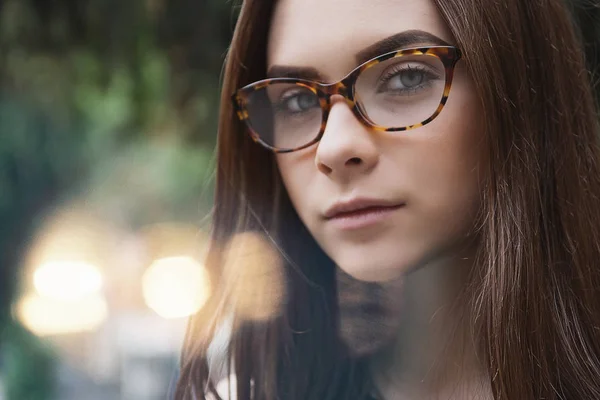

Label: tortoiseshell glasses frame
[232,45,462,154]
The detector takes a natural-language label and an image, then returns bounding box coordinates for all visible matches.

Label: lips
[323,198,405,220]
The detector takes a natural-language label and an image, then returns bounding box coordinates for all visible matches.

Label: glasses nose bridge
[323,80,352,99]
[321,80,356,110]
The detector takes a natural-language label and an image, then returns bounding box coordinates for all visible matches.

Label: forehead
[267,0,454,80]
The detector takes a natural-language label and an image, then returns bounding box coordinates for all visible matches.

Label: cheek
[417,131,482,204]
[408,93,486,231]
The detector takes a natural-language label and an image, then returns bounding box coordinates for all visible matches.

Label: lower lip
[327,205,404,230]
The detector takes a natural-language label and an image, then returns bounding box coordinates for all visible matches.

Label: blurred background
[0,1,598,399]
[0,0,234,398]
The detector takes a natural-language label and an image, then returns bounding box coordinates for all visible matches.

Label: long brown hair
[176,0,600,399]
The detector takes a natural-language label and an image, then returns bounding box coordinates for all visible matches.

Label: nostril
[347,157,362,165]
[317,162,333,174]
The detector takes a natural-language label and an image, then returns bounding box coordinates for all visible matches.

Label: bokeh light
[34,261,103,301]
[17,293,108,336]
[17,207,116,336]
[142,256,211,319]
[24,207,116,276]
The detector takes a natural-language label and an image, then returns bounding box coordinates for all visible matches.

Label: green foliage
[0,0,237,397]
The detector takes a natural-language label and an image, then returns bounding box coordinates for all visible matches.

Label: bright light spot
[34,261,103,301]
[142,256,211,319]
[17,293,108,336]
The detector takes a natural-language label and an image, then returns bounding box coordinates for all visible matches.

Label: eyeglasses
[232,46,462,153]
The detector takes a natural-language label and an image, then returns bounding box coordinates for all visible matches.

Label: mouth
[323,198,405,230]
[329,205,402,218]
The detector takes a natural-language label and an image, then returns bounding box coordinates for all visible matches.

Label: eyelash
[378,63,440,93]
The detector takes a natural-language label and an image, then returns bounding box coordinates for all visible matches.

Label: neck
[368,245,491,400]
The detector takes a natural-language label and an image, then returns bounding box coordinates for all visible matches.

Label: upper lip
[323,197,404,219]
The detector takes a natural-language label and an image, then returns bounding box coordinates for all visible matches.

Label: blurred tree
[0,0,236,398]
[0,0,236,317]
[0,0,236,143]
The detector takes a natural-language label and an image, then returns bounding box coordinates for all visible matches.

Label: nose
[315,96,380,181]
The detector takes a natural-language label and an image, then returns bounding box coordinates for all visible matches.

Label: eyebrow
[266,30,452,81]
[355,30,451,66]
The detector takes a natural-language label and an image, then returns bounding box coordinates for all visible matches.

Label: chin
[340,267,400,283]
[321,235,428,283]
[335,256,410,283]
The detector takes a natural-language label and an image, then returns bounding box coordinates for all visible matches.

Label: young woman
[176,0,600,398]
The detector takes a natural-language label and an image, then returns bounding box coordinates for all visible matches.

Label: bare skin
[269,0,485,283]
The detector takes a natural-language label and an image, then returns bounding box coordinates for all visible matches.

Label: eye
[377,63,441,95]
[388,69,424,89]
[278,89,319,114]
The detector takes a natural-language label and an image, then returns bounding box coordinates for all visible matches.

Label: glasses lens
[244,83,322,150]
[355,54,446,128]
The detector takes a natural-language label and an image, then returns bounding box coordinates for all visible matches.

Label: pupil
[401,70,423,87]
[298,93,316,109]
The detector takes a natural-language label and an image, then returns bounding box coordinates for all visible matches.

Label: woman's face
[268,0,485,282]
